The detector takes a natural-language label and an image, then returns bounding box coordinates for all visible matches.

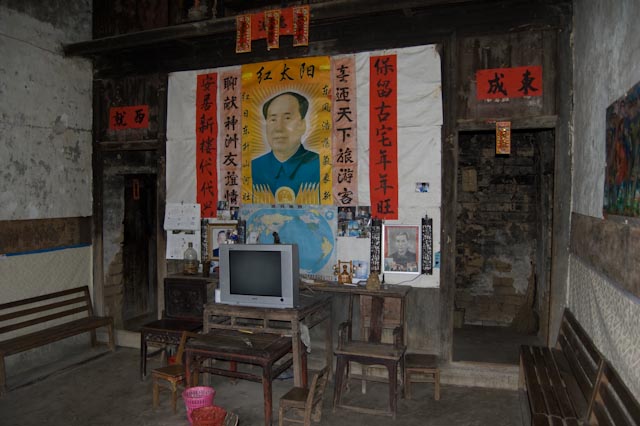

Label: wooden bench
[587,360,640,426]
[0,286,115,396]
[519,308,604,425]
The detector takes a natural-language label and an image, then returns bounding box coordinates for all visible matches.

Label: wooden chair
[279,366,330,426]
[333,294,407,419]
[152,331,197,413]
[403,353,440,400]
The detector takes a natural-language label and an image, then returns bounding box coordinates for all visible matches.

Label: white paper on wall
[166,46,443,287]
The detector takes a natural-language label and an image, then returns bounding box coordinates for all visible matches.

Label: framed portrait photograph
[382,225,421,274]
[206,222,237,260]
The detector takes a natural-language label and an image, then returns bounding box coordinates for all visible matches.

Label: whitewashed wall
[0,2,95,376]
[0,3,93,221]
[572,0,640,399]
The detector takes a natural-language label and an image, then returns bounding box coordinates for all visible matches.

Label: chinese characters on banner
[369,55,398,219]
[195,73,218,218]
[332,57,358,207]
[108,105,149,129]
[236,15,251,53]
[476,66,542,100]
[292,6,310,47]
[241,57,332,205]
[236,6,310,53]
[265,9,280,50]
[496,121,511,155]
[220,70,242,207]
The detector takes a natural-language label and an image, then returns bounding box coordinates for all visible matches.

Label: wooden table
[184,330,293,426]
[202,292,332,388]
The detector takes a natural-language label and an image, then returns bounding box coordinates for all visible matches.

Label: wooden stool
[152,332,198,413]
[403,353,440,400]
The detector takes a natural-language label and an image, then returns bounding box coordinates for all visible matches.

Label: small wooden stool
[403,353,440,400]
[152,332,198,413]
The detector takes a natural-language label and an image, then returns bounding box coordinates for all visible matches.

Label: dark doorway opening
[453,129,554,364]
[122,174,157,331]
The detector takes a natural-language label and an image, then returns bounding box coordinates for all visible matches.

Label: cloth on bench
[0,286,115,396]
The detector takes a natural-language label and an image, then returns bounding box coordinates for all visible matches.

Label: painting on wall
[604,80,640,217]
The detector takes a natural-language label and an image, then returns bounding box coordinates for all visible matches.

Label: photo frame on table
[382,224,421,274]
[206,221,237,260]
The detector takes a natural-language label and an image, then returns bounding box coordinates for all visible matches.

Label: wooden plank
[532,347,561,417]
[0,217,91,255]
[541,348,576,418]
[571,212,640,299]
[590,401,615,426]
[521,346,549,414]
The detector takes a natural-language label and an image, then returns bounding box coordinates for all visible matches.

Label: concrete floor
[453,325,542,364]
[0,347,524,426]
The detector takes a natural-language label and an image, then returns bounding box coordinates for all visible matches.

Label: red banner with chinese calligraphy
[196,73,218,217]
[109,105,149,129]
[219,70,242,207]
[292,6,310,47]
[332,56,358,207]
[238,7,308,51]
[476,65,542,100]
[236,15,251,53]
[496,121,511,155]
[265,10,280,50]
[369,55,398,220]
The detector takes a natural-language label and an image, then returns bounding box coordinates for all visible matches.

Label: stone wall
[455,131,542,326]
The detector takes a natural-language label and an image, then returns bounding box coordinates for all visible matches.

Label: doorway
[453,129,554,364]
[122,174,157,331]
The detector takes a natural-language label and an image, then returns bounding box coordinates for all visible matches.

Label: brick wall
[455,131,540,326]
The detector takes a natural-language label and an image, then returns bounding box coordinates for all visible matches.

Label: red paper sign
[236,15,251,53]
[496,121,511,155]
[265,10,280,49]
[476,66,542,100]
[108,105,149,129]
[195,73,218,217]
[292,6,310,47]
[369,55,398,220]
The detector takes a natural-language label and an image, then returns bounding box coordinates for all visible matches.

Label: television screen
[218,244,299,309]
[229,250,281,297]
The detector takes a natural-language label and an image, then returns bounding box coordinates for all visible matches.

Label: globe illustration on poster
[240,205,337,278]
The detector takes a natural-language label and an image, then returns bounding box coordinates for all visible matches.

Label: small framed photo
[382,225,421,274]
[206,221,237,260]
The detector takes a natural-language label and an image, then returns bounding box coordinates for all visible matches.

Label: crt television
[218,244,300,309]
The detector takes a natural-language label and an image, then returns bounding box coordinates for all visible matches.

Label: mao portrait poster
[241,57,332,205]
[604,79,640,217]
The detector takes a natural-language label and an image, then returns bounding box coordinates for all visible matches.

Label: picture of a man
[385,230,418,272]
[251,92,320,204]
[212,230,227,257]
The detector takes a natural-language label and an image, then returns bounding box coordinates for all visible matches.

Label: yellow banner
[241,57,332,205]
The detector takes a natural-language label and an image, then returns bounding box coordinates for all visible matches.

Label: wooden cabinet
[164,275,216,320]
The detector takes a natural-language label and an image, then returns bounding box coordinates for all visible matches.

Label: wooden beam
[571,213,640,299]
[64,0,571,59]
[0,217,91,255]
[457,115,558,131]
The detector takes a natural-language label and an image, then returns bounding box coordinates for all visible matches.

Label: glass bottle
[183,242,198,275]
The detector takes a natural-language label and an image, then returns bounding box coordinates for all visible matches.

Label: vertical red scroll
[369,55,398,220]
[236,15,251,53]
[220,70,242,208]
[196,73,218,218]
[332,56,358,207]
